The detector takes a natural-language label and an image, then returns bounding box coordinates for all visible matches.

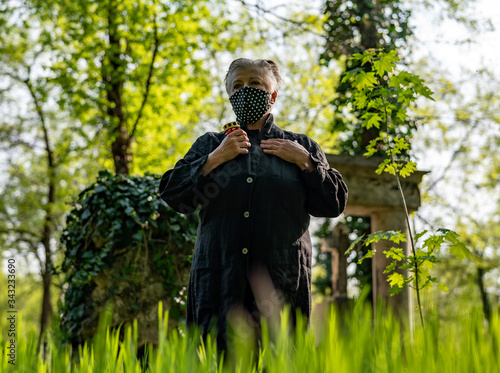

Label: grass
[1,300,499,372]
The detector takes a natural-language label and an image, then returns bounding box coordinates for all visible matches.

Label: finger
[234,134,249,142]
[260,141,278,148]
[232,129,247,136]
[262,148,276,154]
[229,130,248,140]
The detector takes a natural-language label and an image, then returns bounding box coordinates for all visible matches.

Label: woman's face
[228,67,274,96]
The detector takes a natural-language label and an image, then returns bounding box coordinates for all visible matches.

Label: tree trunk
[477,266,491,321]
[38,124,56,356]
[105,3,130,175]
[25,77,56,352]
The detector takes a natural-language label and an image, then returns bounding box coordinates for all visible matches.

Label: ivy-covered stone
[58,170,198,348]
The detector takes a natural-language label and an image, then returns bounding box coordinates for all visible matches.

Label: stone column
[321,223,350,299]
[325,154,427,324]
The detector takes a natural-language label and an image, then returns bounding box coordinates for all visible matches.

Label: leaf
[399,161,417,178]
[414,230,428,243]
[443,230,473,260]
[383,261,397,274]
[352,71,378,90]
[341,68,363,83]
[384,247,406,261]
[364,147,377,157]
[375,159,390,175]
[361,112,383,129]
[438,283,449,293]
[345,234,365,254]
[373,51,398,77]
[388,272,406,288]
[389,286,404,295]
[358,249,376,264]
[364,230,406,246]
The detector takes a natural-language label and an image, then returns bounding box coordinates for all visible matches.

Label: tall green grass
[1,300,499,372]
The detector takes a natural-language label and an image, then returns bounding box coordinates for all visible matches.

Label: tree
[0,2,101,343]
[314,0,492,311]
[0,0,241,345]
[412,64,500,318]
[321,0,413,155]
[22,0,239,176]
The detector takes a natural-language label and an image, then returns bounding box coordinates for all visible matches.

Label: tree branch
[129,9,160,143]
[423,117,480,194]
[239,0,324,37]
[0,227,41,239]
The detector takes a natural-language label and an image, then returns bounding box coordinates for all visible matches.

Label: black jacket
[159,115,348,347]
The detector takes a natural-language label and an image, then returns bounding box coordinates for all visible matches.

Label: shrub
[58,171,198,347]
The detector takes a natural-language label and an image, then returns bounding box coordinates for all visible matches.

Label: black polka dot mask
[229,86,272,126]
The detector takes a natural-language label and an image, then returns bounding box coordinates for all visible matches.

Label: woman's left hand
[260,139,315,171]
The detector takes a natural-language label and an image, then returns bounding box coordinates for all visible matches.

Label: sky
[410,0,500,226]
[411,0,500,77]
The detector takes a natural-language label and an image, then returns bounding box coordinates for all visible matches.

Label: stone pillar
[321,223,350,299]
[325,154,427,323]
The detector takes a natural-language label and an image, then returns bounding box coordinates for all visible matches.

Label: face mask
[229,86,272,126]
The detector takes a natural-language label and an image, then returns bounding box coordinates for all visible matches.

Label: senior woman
[159,58,348,350]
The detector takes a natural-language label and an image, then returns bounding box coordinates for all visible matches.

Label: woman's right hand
[217,129,251,161]
[201,129,250,175]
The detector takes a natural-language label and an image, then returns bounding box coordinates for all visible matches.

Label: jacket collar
[241,114,284,140]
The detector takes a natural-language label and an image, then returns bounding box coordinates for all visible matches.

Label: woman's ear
[271,91,277,104]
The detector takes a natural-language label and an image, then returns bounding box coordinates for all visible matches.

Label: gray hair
[224,58,284,94]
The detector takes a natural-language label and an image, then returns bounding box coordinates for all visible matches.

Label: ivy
[58,170,198,345]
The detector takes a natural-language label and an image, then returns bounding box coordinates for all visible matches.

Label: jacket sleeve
[159,133,218,214]
[298,136,348,218]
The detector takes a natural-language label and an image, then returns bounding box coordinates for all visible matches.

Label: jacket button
[246,177,253,183]
[243,211,250,218]
[242,248,248,254]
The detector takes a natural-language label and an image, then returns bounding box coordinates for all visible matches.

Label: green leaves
[388,272,406,290]
[59,171,199,345]
[361,112,383,129]
[373,50,399,77]
[344,49,435,179]
[347,227,471,297]
[352,71,378,90]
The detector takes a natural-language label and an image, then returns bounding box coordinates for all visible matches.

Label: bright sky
[409,0,500,229]
[411,0,500,77]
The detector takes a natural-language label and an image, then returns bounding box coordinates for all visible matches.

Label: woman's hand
[260,139,315,171]
[202,129,251,176]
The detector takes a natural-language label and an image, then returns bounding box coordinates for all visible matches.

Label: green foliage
[320,0,413,155]
[342,49,433,178]
[346,228,472,296]
[1,300,499,372]
[320,0,488,155]
[58,171,198,345]
[321,0,411,62]
[343,49,472,325]
[3,0,242,175]
[412,62,500,314]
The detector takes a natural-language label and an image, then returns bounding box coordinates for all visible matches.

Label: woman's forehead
[230,67,270,82]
